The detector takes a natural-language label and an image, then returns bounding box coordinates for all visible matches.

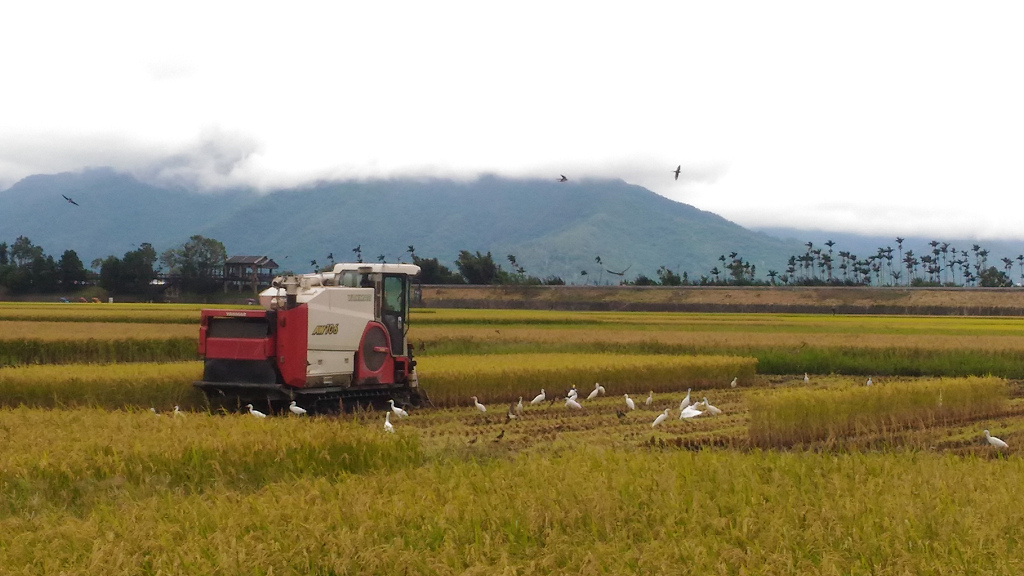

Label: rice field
[3,302,1024,573]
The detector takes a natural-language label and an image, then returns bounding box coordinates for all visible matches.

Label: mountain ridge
[0,168,871,282]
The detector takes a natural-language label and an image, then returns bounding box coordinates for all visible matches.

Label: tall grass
[0,337,197,367]
[748,377,1008,448]
[0,362,205,409]
[418,353,756,406]
[2,411,1024,574]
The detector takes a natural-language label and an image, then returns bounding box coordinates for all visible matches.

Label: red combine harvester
[194,262,425,413]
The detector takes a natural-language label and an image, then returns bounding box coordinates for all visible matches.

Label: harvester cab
[195,262,424,413]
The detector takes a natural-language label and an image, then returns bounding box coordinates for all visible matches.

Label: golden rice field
[3,302,1024,573]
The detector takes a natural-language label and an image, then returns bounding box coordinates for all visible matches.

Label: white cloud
[2,1,1023,238]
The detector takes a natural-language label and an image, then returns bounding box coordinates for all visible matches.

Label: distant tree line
[2,234,1021,296]
[0,235,228,296]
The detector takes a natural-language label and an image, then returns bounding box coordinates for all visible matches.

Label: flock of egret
[147,373,1013,452]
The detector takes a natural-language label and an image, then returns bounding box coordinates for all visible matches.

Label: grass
[0,362,205,409]
[416,353,757,407]
[748,377,1009,448]
[1,404,1024,574]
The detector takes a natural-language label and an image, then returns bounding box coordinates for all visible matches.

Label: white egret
[679,404,703,419]
[472,396,487,413]
[565,396,583,410]
[515,396,525,416]
[645,391,653,407]
[506,403,518,422]
[652,408,670,428]
[866,377,873,387]
[680,389,691,410]
[149,407,160,416]
[567,385,578,400]
[384,412,394,433]
[596,382,606,395]
[804,373,810,383]
[173,406,184,417]
[289,401,308,416]
[702,397,722,415]
[985,430,1008,449]
[587,383,601,401]
[388,399,408,418]
[730,377,738,388]
[531,389,546,405]
[246,404,266,418]
[624,394,635,411]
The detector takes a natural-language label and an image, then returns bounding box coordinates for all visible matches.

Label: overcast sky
[2,2,1022,240]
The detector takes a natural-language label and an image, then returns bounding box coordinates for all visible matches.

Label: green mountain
[0,168,805,282]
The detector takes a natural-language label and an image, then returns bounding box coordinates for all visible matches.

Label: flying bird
[246,403,266,418]
[61,194,80,206]
[289,401,307,416]
[673,165,681,180]
[606,264,633,276]
[985,429,1008,449]
[558,174,568,182]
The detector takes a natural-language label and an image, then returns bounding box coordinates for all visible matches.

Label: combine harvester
[194,262,426,413]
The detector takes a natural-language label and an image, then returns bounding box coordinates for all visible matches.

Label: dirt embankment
[415,285,1024,316]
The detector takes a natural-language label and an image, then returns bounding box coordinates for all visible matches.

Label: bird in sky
[624,394,635,411]
[289,401,307,416]
[652,408,670,428]
[327,252,334,261]
[384,412,394,433]
[673,165,681,180]
[985,429,1008,449]
[558,174,568,182]
[388,399,408,418]
[606,264,632,276]
[61,194,79,206]
[531,389,546,405]
[472,396,487,413]
[246,403,266,418]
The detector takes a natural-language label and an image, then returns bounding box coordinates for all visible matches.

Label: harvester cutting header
[194,262,424,413]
